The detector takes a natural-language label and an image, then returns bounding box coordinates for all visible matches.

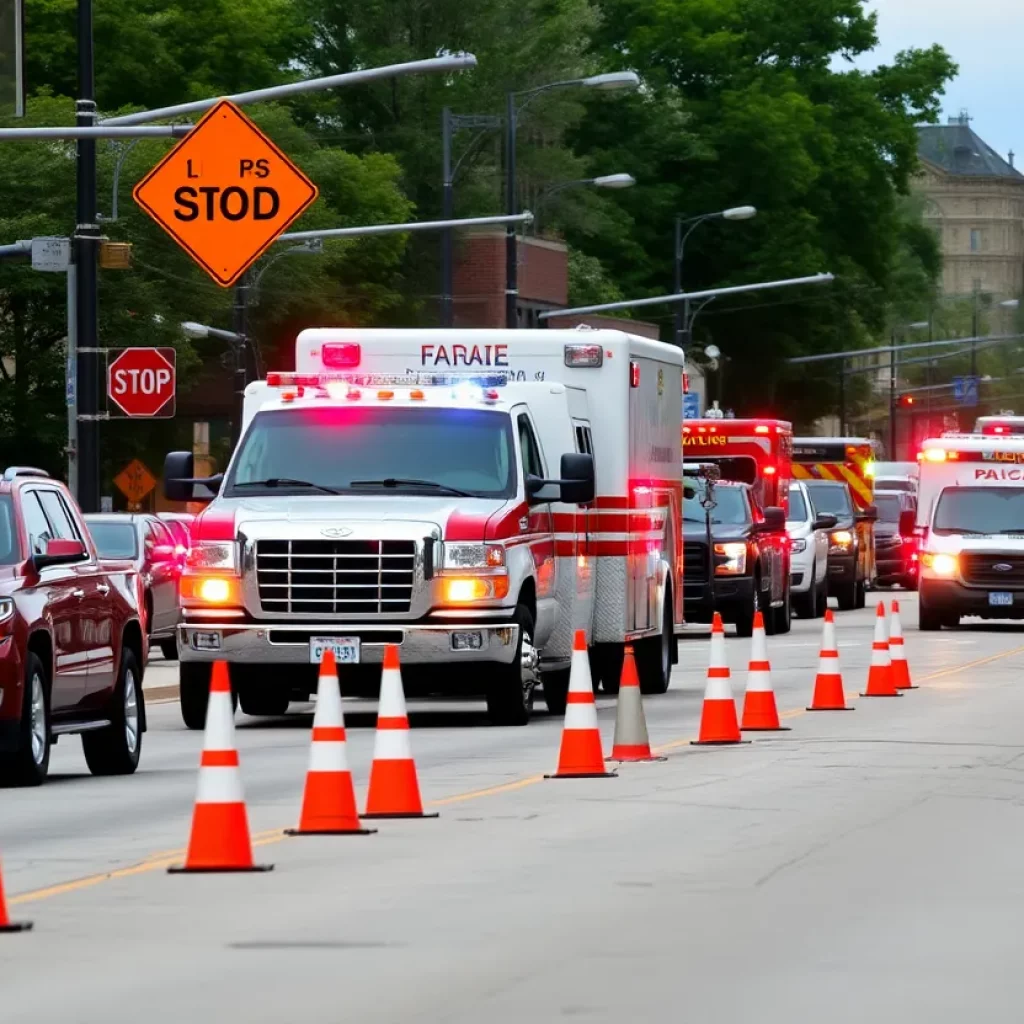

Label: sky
[853,0,1022,162]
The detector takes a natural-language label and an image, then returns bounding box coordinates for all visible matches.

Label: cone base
[860,692,903,698]
[807,706,855,712]
[284,827,377,836]
[607,752,668,762]
[741,726,792,732]
[545,771,618,779]
[895,685,918,691]
[168,864,274,873]
[0,921,32,932]
[690,739,751,746]
[362,811,439,819]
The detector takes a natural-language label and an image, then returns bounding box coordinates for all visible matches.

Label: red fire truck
[681,419,794,513]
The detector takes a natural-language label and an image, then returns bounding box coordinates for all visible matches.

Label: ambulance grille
[683,541,709,583]
[255,539,416,614]
[959,553,1024,587]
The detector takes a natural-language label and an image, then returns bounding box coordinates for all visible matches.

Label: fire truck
[681,418,794,511]
[164,328,684,728]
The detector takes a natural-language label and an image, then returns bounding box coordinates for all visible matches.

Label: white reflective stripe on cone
[372,729,413,760]
[818,653,840,672]
[567,649,593,693]
[378,671,409,717]
[564,701,599,730]
[870,646,891,667]
[308,741,349,773]
[704,672,733,702]
[204,692,237,749]
[196,766,245,804]
[314,673,344,726]
[746,669,772,693]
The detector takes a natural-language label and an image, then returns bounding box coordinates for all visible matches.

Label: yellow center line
[13,643,1024,907]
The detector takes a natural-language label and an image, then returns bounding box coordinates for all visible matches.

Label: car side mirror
[813,513,838,531]
[898,509,916,536]
[761,507,786,532]
[526,453,596,506]
[857,504,878,521]
[31,537,86,572]
[164,451,222,503]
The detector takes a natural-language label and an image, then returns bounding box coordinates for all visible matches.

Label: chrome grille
[960,553,1024,587]
[255,539,416,614]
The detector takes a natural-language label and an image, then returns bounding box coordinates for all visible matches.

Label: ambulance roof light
[266,371,510,388]
[321,342,361,369]
[923,448,947,462]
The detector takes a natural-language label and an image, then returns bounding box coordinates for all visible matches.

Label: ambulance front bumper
[177,620,521,665]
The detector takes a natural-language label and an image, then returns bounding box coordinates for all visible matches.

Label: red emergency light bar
[321,343,361,368]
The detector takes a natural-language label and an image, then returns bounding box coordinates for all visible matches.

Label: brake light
[321,343,361,368]
[630,362,640,388]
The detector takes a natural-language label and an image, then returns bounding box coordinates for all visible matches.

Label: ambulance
[164,328,684,729]
[681,418,793,512]
[916,433,1024,629]
[973,414,1024,436]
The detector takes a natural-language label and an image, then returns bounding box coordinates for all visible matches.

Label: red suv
[0,467,147,786]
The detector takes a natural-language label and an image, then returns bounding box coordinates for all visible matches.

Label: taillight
[630,361,640,388]
[322,343,361,368]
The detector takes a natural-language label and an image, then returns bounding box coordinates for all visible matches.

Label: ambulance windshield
[933,487,1024,536]
[227,406,516,498]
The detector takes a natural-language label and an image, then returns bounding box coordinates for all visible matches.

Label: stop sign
[107,348,176,418]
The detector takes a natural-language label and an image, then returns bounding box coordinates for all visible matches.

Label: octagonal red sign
[107,347,176,418]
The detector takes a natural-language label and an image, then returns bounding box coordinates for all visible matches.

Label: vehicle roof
[923,433,1024,451]
[793,436,877,446]
[686,418,793,431]
[84,513,151,525]
[801,478,848,488]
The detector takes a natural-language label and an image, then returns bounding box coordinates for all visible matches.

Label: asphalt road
[5,594,1024,1023]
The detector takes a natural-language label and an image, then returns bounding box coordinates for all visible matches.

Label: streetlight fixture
[532,173,636,233]
[673,205,757,347]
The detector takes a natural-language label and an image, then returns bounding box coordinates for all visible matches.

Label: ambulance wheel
[919,600,944,631]
[542,669,570,716]
[854,579,867,609]
[637,592,673,695]
[486,607,537,726]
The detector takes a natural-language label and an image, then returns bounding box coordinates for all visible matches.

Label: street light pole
[441,107,455,329]
[75,0,101,512]
[504,91,518,330]
[231,274,249,447]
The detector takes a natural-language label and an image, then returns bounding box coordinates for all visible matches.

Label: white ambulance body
[916,434,1024,629]
[169,328,683,729]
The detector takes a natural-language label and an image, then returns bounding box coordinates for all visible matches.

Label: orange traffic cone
[0,859,31,933]
[169,662,272,873]
[692,613,744,745]
[807,609,853,711]
[286,651,376,836]
[890,600,916,690]
[609,646,665,761]
[862,602,901,698]
[741,611,789,731]
[363,645,438,818]
[547,630,616,778]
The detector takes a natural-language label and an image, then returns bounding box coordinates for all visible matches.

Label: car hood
[203,494,524,541]
[786,521,811,539]
[0,564,19,594]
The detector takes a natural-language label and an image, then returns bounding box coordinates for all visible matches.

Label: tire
[733,580,758,638]
[158,636,178,661]
[919,597,944,631]
[82,648,143,776]
[770,584,792,635]
[238,682,291,717]
[835,579,857,611]
[854,578,866,610]
[486,606,537,726]
[636,590,673,695]
[179,662,237,730]
[0,652,50,787]
[542,668,570,716]
[793,565,814,619]
[814,573,828,617]
[592,644,624,697]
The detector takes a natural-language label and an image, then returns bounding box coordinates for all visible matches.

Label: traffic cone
[286,651,377,836]
[609,646,665,762]
[807,610,853,711]
[692,613,744,745]
[363,645,439,818]
[890,600,916,690]
[0,859,31,933]
[740,611,789,731]
[547,630,616,778]
[862,602,901,698]
[169,662,272,873]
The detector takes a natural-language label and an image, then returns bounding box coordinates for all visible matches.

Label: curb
[144,684,180,703]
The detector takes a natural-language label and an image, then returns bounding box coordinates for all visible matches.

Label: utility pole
[75,0,101,512]
[504,91,518,330]
[231,274,249,447]
[970,287,980,377]
[888,328,897,458]
[440,107,454,329]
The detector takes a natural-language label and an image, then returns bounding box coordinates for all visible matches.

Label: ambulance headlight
[714,542,747,575]
[443,543,506,570]
[186,540,238,572]
[921,552,958,578]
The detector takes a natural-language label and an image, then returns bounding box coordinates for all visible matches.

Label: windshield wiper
[350,477,473,498]
[233,478,342,495]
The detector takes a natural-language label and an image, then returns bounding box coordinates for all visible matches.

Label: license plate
[989,592,1014,607]
[309,636,360,665]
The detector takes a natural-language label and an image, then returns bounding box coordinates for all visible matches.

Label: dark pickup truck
[682,472,791,637]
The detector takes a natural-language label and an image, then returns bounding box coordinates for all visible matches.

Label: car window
[88,521,139,559]
[517,414,544,479]
[873,494,902,523]
[37,490,81,542]
[805,483,853,517]
[0,496,19,564]
[21,492,54,556]
[148,519,174,548]
[787,487,808,522]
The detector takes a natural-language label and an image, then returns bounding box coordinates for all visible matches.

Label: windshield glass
[0,496,17,564]
[787,487,807,522]
[873,494,902,523]
[88,521,138,559]
[228,406,516,498]
[683,482,751,525]
[933,487,1024,535]
[805,483,853,517]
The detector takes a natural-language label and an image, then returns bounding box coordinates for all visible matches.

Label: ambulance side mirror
[526,453,595,505]
[163,451,222,503]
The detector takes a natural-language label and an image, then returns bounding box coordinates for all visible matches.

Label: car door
[145,517,179,635]
[750,490,783,605]
[37,489,117,701]
[20,489,89,711]
[516,410,557,643]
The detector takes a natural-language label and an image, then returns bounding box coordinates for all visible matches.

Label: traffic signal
[898,394,915,407]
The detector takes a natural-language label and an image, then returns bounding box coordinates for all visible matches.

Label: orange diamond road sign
[114,459,157,504]
[132,99,319,287]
